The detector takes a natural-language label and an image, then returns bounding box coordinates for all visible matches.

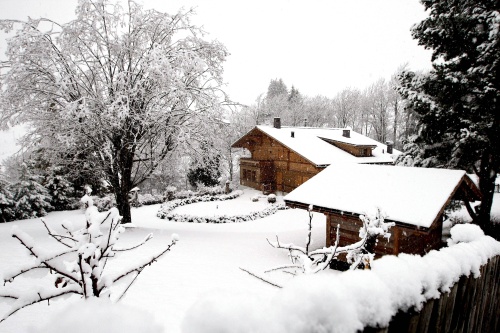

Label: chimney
[343,129,350,138]
[291,131,295,138]
[273,117,281,129]
[386,141,393,154]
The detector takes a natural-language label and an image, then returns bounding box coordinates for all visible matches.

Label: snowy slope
[0,188,499,333]
[0,189,326,333]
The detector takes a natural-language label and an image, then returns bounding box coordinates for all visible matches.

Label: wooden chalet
[284,163,482,259]
[232,118,399,193]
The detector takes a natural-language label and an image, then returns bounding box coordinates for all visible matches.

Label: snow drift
[182,224,500,333]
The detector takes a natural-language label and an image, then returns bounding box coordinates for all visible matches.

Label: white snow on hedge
[157,191,243,219]
[157,190,287,223]
[182,224,500,333]
[31,297,163,333]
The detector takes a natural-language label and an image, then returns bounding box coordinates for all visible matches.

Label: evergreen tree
[266,78,288,99]
[44,166,76,211]
[0,174,15,222]
[187,141,221,188]
[12,163,53,219]
[398,0,500,228]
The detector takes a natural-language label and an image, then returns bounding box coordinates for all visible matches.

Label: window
[242,168,257,182]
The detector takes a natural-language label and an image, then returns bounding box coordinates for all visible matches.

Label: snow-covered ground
[0,188,326,332]
[0,189,499,333]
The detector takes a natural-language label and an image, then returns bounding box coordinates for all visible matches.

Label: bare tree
[0,0,228,223]
[332,88,361,129]
[364,79,391,143]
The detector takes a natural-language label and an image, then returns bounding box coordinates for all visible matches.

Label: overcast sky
[0,0,433,105]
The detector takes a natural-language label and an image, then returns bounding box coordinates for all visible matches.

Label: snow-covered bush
[174,189,196,200]
[11,163,53,219]
[197,184,227,196]
[92,194,116,212]
[447,223,485,246]
[138,193,164,206]
[165,186,177,201]
[157,190,243,219]
[0,190,179,324]
[267,194,276,203]
[251,195,259,202]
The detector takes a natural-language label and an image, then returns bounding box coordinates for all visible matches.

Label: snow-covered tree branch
[0,0,229,223]
[267,207,394,275]
[0,189,178,324]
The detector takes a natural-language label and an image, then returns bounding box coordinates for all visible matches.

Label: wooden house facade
[284,164,482,259]
[232,119,398,193]
[237,136,323,193]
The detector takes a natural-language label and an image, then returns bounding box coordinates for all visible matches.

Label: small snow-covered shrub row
[182,224,500,333]
[165,203,287,224]
[157,191,243,219]
[173,185,228,200]
[138,193,164,206]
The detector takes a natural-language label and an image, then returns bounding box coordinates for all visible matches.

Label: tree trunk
[477,150,497,231]
[115,186,132,224]
[108,136,135,224]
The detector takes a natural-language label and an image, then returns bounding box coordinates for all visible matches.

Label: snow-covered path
[0,189,326,333]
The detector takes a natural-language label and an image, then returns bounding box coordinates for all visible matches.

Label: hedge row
[161,202,287,224]
[157,190,244,219]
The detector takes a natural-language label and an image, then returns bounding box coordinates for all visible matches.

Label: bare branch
[239,267,282,289]
[0,287,81,324]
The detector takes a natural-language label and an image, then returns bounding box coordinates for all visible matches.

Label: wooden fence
[365,255,500,333]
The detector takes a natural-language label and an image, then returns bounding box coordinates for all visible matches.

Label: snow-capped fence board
[365,255,500,333]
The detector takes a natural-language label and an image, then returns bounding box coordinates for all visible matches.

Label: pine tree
[12,163,53,219]
[187,141,221,188]
[44,166,76,211]
[0,174,15,222]
[398,0,500,228]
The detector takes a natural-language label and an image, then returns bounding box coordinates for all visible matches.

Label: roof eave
[284,199,429,231]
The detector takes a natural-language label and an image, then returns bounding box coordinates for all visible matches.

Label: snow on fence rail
[366,255,500,333]
[157,190,288,223]
[182,224,500,333]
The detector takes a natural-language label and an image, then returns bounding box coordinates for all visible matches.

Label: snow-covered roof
[253,126,399,166]
[284,164,476,228]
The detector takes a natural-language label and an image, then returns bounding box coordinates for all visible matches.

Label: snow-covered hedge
[174,185,228,200]
[157,190,287,223]
[157,191,243,219]
[182,224,500,333]
[166,202,287,224]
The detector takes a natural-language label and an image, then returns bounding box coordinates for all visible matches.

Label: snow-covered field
[1,189,499,333]
[0,188,326,332]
